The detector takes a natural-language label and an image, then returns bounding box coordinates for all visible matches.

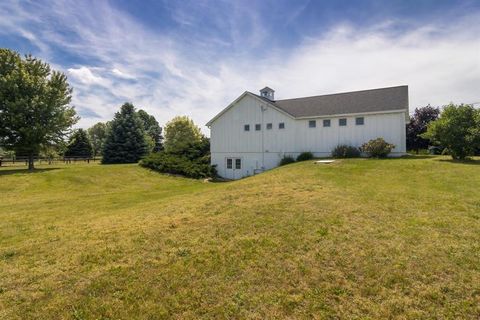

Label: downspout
[261,105,267,170]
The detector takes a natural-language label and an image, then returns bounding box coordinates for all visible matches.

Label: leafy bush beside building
[296,152,314,161]
[331,145,360,158]
[361,138,395,158]
[140,117,215,179]
[279,155,295,166]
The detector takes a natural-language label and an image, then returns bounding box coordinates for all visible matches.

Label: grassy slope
[0,157,479,319]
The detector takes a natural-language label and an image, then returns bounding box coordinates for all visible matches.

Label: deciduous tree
[87,122,108,157]
[406,105,440,153]
[163,116,202,154]
[0,49,78,170]
[421,104,480,160]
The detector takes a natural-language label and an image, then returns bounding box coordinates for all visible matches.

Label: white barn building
[206,86,409,180]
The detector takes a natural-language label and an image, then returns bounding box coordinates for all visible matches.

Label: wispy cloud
[0,0,479,133]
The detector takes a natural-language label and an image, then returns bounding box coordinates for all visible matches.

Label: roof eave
[206,91,295,127]
[292,108,409,120]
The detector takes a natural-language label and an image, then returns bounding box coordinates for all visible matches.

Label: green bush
[331,145,360,158]
[361,138,395,158]
[296,152,314,161]
[139,152,216,179]
[279,155,295,166]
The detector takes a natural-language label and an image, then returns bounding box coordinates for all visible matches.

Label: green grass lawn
[1,156,479,319]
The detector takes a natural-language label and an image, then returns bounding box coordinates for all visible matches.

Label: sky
[1,0,479,133]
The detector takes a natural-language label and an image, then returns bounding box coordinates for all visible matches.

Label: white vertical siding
[210,94,407,179]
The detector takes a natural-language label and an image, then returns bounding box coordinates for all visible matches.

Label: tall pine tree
[102,103,148,164]
[137,109,163,152]
[65,129,93,158]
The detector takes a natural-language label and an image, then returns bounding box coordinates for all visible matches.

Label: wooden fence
[0,156,102,167]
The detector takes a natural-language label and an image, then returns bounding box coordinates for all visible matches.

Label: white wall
[210,94,407,179]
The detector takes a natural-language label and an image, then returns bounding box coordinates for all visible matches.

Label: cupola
[259,86,275,101]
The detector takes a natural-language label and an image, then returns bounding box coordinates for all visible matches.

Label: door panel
[225,157,242,179]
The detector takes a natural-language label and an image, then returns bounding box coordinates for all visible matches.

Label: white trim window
[235,158,241,169]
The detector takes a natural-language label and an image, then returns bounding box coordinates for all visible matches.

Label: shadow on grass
[395,155,436,160]
[0,168,60,176]
[436,159,480,165]
[323,155,437,161]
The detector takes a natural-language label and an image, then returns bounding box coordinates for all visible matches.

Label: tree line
[1,48,479,174]
[0,48,211,175]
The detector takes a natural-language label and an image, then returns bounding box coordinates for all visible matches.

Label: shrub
[331,145,360,158]
[361,138,395,158]
[139,152,216,179]
[279,155,295,166]
[296,152,314,161]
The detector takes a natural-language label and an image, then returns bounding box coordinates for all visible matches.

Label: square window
[356,117,364,125]
[226,158,232,169]
[308,120,316,128]
[235,158,241,169]
[255,124,261,131]
[279,122,285,129]
[339,118,347,126]
[244,124,250,131]
[323,119,331,127]
[266,123,272,130]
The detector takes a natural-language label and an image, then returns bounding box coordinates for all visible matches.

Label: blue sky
[1,0,479,130]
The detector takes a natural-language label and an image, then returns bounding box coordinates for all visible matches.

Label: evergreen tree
[137,109,163,152]
[102,103,148,164]
[65,129,93,158]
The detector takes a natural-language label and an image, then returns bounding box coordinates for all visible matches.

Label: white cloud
[67,67,106,85]
[1,1,479,133]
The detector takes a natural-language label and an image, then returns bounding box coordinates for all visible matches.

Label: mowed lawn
[1,157,479,319]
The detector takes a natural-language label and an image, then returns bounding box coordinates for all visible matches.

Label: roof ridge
[275,85,408,102]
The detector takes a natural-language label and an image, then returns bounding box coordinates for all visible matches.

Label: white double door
[225,157,242,179]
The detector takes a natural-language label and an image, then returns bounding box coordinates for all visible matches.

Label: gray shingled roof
[254,85,408,118]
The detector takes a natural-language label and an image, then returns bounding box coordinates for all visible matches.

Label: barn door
[225,157,242,179]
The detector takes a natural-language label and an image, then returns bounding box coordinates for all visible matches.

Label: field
[1,156,479,319]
